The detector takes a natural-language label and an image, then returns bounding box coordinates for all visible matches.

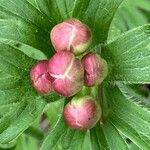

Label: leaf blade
[36,0,124,46]
[90,122,128,150]
[0,95,45,144]
[41,100,86,150]
[103,24,150,84]
[105,84,150,150]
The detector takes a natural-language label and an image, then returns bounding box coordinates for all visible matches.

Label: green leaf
[0,0,124,57]
[0,19,52,56]
[0,42,47,144]
[103,24,150,84]
[24,126,44,141]
[129,0,150,13]
[76,0,124,45]
[0,0,55,56]
[117,83,150,107]
[36,0,124,46]
[27,0,38,8]
[108,0,148,40]
[129,142,141,150]
[41,118,86,150]
[105,84,150,150]
[140,9,150,23]
[0,38,47,60]
[0,141,16,149]
[108,0,148,41]
[90,122,128,150]
[0,103,19,118]
[0,42,35,105]
[0,42,61,144]
[0,44,35,102]
[82,131,92,150]
[0,0,52,31]
[46,99,65,127]
[15,134,38,150]
[128,84,149,100]
[0,95,45,144]
[36,0,74,23]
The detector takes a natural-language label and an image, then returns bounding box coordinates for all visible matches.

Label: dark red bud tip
[63,96,101,130]
[82,52,108,86]
[50,18,92,55]
[48,51,84,97]
[30,60,53,95]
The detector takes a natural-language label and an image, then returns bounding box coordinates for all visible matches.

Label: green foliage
[105,83,150,149]
[108,0,150,40]
[0,0,150,150]
[90,122,128,149]
[15,134,38,150]
[103,24,150,84]
[41,117,87,150]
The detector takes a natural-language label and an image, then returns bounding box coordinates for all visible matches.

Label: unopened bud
[63,96,101,129]
[48,51,84,97]
[82,52,108,86]
[50,18,92,55]
[30,60,53,94]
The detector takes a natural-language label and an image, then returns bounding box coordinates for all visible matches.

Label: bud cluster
[30,18,108,129]
[30,51,84,96]
[30,18,108,96]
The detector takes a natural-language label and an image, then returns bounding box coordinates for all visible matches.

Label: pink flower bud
[50,18,92,55]
[63,96,101,129]
[82,52,108,86]
[30,60,53,94]
[48,51,84,97]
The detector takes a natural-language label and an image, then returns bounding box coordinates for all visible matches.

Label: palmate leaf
[105,83,150,150]
[103,24,150,84]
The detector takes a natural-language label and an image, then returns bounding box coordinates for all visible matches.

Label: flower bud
[48,51,84,97]
[30,60,53,94]
[82,52,108,86]
[63,96,101,129]
[50,18,92,55]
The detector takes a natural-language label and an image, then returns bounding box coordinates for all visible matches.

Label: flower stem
[98,85,104,125]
